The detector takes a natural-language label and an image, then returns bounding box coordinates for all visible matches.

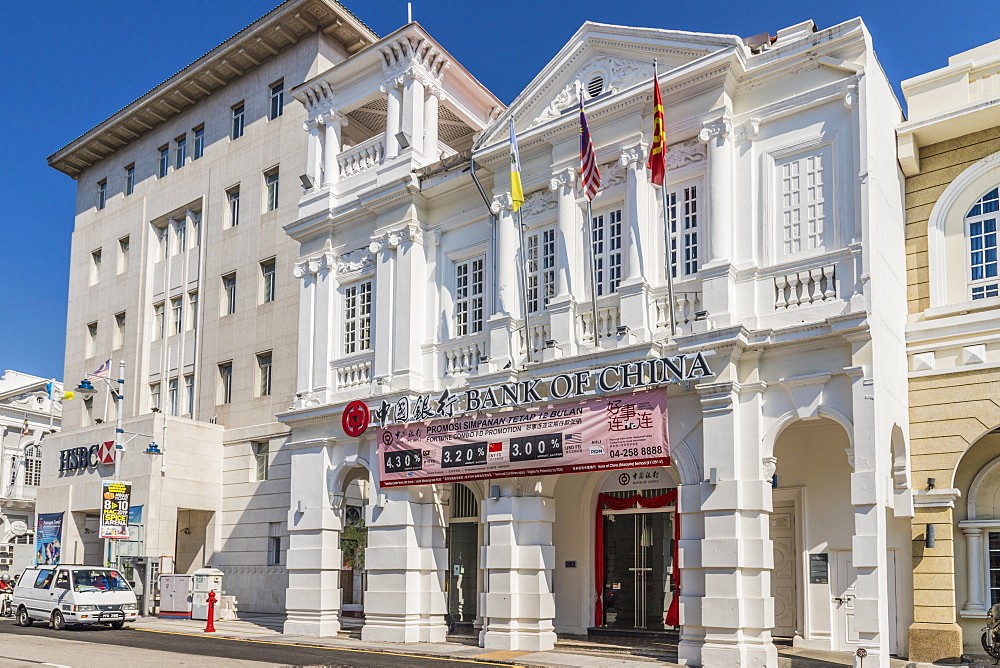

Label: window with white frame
[227,186,240,227]
[187,290,199,330]
[231,102,245,140]
[97,179,107,210]
[191,210,202,247]
[24,444,41,486]
[174,219,186,254]
[257,351,272,397]
[90,249,102,285]
[526,228,556,313]
[264,168,280,212]
[154,224,168,261]
[260,259,276,304]
[222,273,237,315]
[218,362,233,404]
[158,145,169,178]
[777,148,830,256]
[175,135,186,169]
[252,441,269,481]
[118,236,129,274]
[269,81,284,120]
[149,382,161,411]
[591,209,623,296]
[168,377,179,416]
[171,296,182,335]
[114,312,125,349]
[153,302,164,340]
[344,281,372,354]
[193,126,205,160]
[184,374,195,414]
[86,322,97,358]
[125,164,135,196]
[667,184,700,279]
[268,522,282,565]
[455,257,485,336]
[968,186,999,300]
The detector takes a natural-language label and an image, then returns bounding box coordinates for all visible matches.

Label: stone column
[697,115,735,327]
[402,70,425,156]
[616,145,652,342]
[961,525,985,615]
[303,118,323,188]
[284,438,344,637]
[480,491,556,652]
[679,378,777,667]
[362,485,448,643]
[292,247,336,406]
[487,195,520,369]
[368,235,396,382]
[322,112,343,188]
[424,86,441,162]
[382,79,403,159]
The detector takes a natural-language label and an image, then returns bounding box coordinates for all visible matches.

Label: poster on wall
[378,388,669,487]
[99,480,132,539]
[35,512,64,565]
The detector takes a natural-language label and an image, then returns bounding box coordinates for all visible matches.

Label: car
[13,565,139,629]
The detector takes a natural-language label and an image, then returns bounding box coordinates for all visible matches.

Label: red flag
[579,92,601,200]
[647,74,666,186]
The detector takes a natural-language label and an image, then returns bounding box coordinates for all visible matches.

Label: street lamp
[76,360,125,480]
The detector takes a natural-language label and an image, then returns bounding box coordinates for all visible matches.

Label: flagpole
[515,208,534,365]
[653,59,678,339]
[585,200,601,345]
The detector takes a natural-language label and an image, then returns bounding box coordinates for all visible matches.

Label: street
[0,621,507,667]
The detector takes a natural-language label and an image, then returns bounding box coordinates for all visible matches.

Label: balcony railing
[443,336,487,375]
[655,291,703,332]
[332,354,373,391]
[773,265,836,310]
[580,304,621,344]
[337,135,385,180]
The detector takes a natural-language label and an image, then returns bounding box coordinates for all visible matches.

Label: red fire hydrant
[204,590,217,633]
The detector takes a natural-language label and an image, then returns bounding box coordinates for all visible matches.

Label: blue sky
[3,0,998,381]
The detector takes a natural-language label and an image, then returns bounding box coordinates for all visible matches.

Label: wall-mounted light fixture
[926,523,936,548]
[927,477,936,490]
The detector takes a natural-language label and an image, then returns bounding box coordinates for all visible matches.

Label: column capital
[317,110,347,127]
[619,144,646,168]
[548,168,576,192]
[379,76,404,94]
[370,223,424,254]
[490,193,514,215]
[698,116,732,144]
[293,249,336,279]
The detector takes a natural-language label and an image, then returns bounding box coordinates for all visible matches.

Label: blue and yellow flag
[509,118,524,212]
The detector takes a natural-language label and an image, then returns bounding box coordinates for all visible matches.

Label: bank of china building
[281,17,913,667]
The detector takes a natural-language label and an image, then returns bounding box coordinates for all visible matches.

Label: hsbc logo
[59,441,115,472]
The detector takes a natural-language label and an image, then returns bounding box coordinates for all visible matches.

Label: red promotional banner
[377,388,668,488]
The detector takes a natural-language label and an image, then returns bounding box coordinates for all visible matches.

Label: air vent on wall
[587,76,605,99]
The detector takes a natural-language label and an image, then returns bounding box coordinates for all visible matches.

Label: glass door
[446,521,478,623]
[602,511,673,630]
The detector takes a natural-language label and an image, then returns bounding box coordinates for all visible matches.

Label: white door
[770,505,797,637]
[833,550,858,650]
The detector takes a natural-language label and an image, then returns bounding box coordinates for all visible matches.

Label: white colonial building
[0,371,62,575]
[280,14,914,668]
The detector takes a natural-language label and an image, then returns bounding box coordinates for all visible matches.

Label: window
[175,135,187,169]
[778,149,829,256]
[193,126,205,160]
[268,522,282,565]
[175,219,187,254]
[231,103,245,140]
[114,312,126,349]
[155,224,168,260]
[55,571,70,590]
[171,297,183,335]
[667,184,700,279]
[24,444,41,487]
[187,290,199,330]
[257,352,272,397]
[97,179,107,210]
[90,249,102,285]
[149,383,161,411]
[344,281,372,354]
[222,273,237,315]
[264,168,280,211]
[86,322,97,358]
[153,302,164,340]
[184,374,195,414]
[218,363,233,404]
[260,259,276,304]
[168,378,179,416]
[125,164,135,196]
[968,186,999,300]
[526,229,556,313]
[252,441,269,482]
[191,210,202,247]
[158,145,169,177]
[592,209,622,296]
[118,236,129,274]
[227,186,240,227]
[455,258,485,336]
[269,81,284,120]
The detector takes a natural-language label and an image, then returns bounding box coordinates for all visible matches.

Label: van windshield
[71,569,131,592]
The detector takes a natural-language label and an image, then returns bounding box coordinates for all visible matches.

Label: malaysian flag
[578,92,601,200]
[88,358,111,378]
[21,416,30,437]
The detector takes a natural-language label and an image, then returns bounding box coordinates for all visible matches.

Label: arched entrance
[339,468,371,619]
[445,483,480,628]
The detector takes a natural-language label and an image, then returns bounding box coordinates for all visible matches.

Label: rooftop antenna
[407,2,412,23]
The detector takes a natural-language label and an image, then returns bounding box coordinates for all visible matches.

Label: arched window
[24,444,41,487]
[968,186,1000,300]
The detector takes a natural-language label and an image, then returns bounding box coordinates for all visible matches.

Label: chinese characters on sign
[99,480,131,539]
[378,388,669,487]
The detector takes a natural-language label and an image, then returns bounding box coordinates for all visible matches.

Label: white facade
[0,371,62,576]
[281,16,914,668]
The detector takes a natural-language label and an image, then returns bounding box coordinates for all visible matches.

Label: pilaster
[548,168,580,357]
[697,113,735,328]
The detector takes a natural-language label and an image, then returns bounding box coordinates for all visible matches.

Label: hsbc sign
[59,441,116,472]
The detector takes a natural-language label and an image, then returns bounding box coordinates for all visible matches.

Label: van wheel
[16,607,32,627]
[110,620,124,629]
[51,610,66,631]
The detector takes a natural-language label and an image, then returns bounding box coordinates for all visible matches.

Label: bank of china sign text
[370,351,712,427]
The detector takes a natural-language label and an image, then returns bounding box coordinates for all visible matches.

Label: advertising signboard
[35,512,64,565]
[100,480,132,539]
[378,388,668,487]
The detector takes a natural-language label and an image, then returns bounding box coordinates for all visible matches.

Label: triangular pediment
[480,22,740,147]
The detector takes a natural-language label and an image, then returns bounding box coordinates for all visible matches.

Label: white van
[13,565,138,629]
